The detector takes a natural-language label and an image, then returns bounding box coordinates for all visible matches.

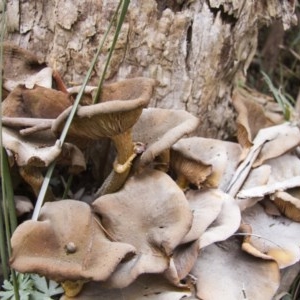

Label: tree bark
[4,0,296,138]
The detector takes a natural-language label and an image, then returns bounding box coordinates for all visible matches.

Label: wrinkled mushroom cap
[92,169,193,288]
[10,200,136,282]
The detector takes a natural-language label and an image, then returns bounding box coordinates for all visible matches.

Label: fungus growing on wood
[10,200,136,296]
[132,108,200,172]
[52,77,156,195]
[2,126,86,201]
[2,84,73,118]
[92,169,193,288]
[232,87,275,150]
[170,137,242,190]
[242,204,300,268]
[190,237,280,300]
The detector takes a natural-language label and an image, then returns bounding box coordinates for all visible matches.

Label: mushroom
[232,87,275,151]
[10,200,136,296]
[181,189,241,249]
[242,204,300,268]
[92,169,193,288]
[170,137,242,190]
[60,274,192,300]
[2,84,73,118]
[190,236,280,300]
[52,77,156,195]
[2,126,86,202]
[131,108,200,172]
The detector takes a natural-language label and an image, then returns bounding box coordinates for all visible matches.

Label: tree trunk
[4,0,296,138]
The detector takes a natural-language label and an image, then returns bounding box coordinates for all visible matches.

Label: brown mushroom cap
[52,78,156,140]
[132,108,200,168]
[60,273,192,300]
[232,87,275,149]
[181,189,241,249]
[191,237,280,300]
[170,137,242,190]
[92,169,193,288]
[10,200,136,282]
[2,85,73,119]
[242,204,300,268]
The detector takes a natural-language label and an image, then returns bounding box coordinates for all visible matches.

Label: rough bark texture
[4,0,296,138]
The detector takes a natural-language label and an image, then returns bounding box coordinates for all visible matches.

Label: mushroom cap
[232,87,275,149]
[191,237,280,300]
[2,127,61,167]
[2,126,86,172]
[171,137,242,190]
[132,108,200,167]
[60,274,192,300]
[10,200,136,282]
[242,204,300,268]
[2,84,73,119]
[92,169,193,288]
[52,78,156,140]
[181,189,241,249]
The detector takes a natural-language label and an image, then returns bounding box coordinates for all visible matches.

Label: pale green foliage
[261,71,295,121]
[0,273,63,300]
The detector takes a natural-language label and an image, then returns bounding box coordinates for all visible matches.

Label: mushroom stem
[97,130,135,196]
[19,166,56,202]
[61,280,87,297]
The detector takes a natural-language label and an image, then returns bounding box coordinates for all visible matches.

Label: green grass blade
[32,2,129,220]
[93,0,131,104]
[2,149,17,232]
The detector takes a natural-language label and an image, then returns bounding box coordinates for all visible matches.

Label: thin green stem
[2,149,17,232]
[32,2,127,220]
[93,0,131,104]
[0,201,9,280]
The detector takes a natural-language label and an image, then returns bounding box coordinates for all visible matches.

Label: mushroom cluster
[4,44,300,299]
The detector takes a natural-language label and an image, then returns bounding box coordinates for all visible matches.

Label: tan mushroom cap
[191,237,280,300]
[132,108,200,169]
[92,169,193,288]
[232,87,275,149]
[52,78,156,140]
[10,200,136,282]
[170,137,242,190]
[271,189,300,222]
[60,273,192,300]
[242,204,300,268]
[53,77,156,195]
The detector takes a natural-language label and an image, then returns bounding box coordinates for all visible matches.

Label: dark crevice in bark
[155,0,185,18]
[207,3,238,27]
[185,21,193,71]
